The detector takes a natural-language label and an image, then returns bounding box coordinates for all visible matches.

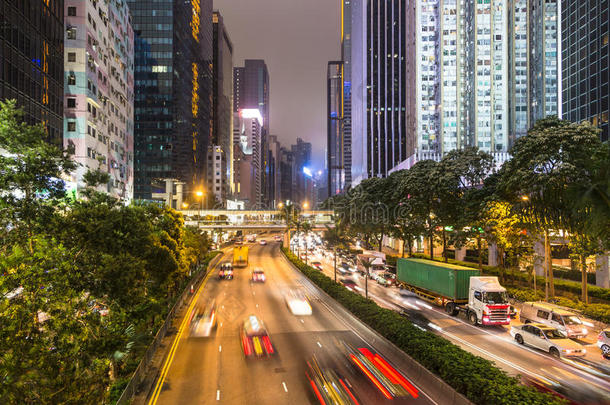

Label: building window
[67,27,77,40]
[67,98,76,108]
[68,122,76,131]
[68,74,76,85]
[68,6,77,16]
[68,52,76,62]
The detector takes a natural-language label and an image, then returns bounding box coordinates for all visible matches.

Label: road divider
[281,247,564,405]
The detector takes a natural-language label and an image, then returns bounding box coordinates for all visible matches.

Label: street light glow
[196,190,204,197]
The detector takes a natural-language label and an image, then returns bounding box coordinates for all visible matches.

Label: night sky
[213,0,340,170]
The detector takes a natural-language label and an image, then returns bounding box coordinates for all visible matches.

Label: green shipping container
[397,258,480,301]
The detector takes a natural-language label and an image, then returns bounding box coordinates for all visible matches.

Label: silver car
[510,323,586,358]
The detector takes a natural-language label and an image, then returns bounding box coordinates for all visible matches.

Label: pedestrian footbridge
[179,209,334,230]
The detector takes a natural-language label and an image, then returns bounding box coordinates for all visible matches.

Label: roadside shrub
[282,248,565,405]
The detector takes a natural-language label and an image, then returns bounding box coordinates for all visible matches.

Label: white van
[520,302,588,338]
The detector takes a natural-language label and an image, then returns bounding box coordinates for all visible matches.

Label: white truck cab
[467,277,511,326]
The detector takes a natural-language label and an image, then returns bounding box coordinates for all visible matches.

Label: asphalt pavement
[313,249,610,404]
[145,241,446,405]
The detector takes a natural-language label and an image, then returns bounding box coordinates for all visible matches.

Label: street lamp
[303,201,309,210]
[196,190,204,221]
[278,202,284,209]
[182,202,189,209]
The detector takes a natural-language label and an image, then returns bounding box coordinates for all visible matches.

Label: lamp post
[334,246,337,283]
[360,255,374,300]
[196,190,204,224]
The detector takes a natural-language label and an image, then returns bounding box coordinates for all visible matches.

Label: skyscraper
[210,11,233,206]
[343,0,409,181]
[561,0,609,142]
[327,61,345,197]
[63,0,134,201]
[128,0,213,200]
[234,109,264,208]
[233,59,270,205]
[0,0,64,145]
[291,137,312,206]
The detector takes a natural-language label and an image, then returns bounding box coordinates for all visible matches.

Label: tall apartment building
[128,0,213,200]
[63,0,134,201]
[345,0,559,177]
[327,61,345,196]
[0,0,64,146]
[210,11,233,205]
[406,0,559,163]
[561,0,609,142]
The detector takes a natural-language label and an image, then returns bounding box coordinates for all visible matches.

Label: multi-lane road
[312,248,610,404]
[144,241,448,405]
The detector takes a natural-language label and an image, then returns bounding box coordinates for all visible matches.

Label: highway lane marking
[300,319,304,323]
[317,341,322,348]
[282,382,288,392]
[147,254,223,405]
[219,345,222,352]
[256,304,259,308]
[216,390,220,400]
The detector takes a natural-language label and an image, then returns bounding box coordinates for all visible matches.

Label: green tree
[498,117,603,302]
[0,100,76,252]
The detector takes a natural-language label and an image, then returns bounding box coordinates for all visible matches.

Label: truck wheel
[515,334,524,345]
[549,347,560,358]
[445,303,458,317]
[602,345,610,355]
[468,311,478,326]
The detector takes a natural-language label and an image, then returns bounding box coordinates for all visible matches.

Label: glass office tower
[128,0,213,199]
[327,61,344,197]
[561,0,609,142]
[0,0,64,146]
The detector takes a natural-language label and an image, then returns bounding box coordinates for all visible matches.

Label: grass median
[281,247,565,405]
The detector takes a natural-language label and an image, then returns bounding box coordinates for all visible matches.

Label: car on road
[259,239,267,245]
[311,261,322,270]
[339,278,357,292]
[306,357,360,405]
[189,300,217,337]
[251,267,266,283]
[285,290,312,316]
[520,302,588,338]
[510,323,586,357]
[597,329,610,355]
[340,341,419,399]
[241,315,274,357]
[218,263,234,280]
[274,235,282,242]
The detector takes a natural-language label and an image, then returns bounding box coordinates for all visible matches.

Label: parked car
[510,323,586,357]
[597,329,610,355]
[520,302,588,338]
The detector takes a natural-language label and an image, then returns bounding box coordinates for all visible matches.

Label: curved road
[145,242,445,405]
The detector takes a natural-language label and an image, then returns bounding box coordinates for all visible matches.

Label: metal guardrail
[115,252,222,405]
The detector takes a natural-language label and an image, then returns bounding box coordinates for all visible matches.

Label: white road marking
[300,319,304,324]
[256,304,259,308]
[282,382,288,392]
[216,390,220,400]
[253,291,255,295]
[220,322,223,327]
[317,341,322,348]
[219,345,222,352]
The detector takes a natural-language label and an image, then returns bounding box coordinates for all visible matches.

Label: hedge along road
[312,248,610,403]
[144,241,446,405]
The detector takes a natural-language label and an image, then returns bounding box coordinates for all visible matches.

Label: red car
[241,315,274,357]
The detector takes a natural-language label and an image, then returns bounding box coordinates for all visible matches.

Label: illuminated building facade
[234,109,263,208]
[128,0,213,200]
[561,0,609,142]
[63,0,135,201]
[391,0,559,173]
[0,0,64,146]
[327,61,345,196]
[210,11,233,205]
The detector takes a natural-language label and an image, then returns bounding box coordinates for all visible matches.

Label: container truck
[233,246,249,268]
[397,258,510,326]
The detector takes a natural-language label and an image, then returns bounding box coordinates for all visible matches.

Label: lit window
[68,122,76,131]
